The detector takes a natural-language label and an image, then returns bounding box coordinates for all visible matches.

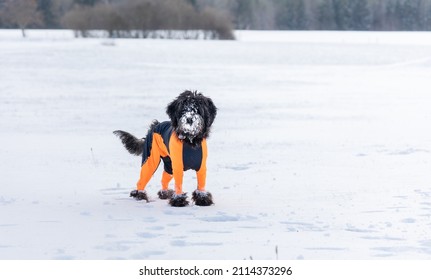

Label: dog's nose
[186,118,193,125]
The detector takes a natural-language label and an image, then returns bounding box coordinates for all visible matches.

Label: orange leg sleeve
[136,136,161,191]
[196,139,207,191]
[161,171,173,190]
[169,133,184,195]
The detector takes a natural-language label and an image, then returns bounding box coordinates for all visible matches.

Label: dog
[113,90,217,207]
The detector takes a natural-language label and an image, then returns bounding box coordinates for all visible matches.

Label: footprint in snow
[170,240,223,247]
[132,251,166,258]
[401,218,416,223]
[147,226,165,231]
[136,232,163,239]
[198,212,257,222]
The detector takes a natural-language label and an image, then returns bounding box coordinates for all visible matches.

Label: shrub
[61,0,235,40]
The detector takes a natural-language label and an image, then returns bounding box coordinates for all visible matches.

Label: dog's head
[166,90,217,146]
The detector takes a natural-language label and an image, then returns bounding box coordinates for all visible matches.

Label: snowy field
[1,29,431,260]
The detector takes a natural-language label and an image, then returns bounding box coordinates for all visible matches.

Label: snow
[1,29,431,260]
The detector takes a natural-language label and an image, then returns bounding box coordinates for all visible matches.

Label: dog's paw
[130,190,149,202]
[169,193,189,207]
[157,189,175,200]
[192,190,214,206]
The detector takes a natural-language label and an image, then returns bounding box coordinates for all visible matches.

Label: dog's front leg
[168,134,189,207]
[192,139,214,206]
[192,169,214,206]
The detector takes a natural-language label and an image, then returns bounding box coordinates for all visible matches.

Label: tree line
[61,0,234,39]
[204,0,431,31]
[1,0,431,38]
[0,0,234,39]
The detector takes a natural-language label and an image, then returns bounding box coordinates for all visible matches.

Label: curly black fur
[169,193,189,207]
[113,120,159,156]
[130,190,149,202]
[157,189,175,200]
[166,90,217,147]
[113,130,145,156]
[192,190,214,206]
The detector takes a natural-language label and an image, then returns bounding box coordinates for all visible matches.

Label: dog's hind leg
[157,171,174,199]
[161,170,173,190]
[132,133,165,201]
[132,152,160,201]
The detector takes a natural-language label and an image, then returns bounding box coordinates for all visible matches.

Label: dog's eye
[184,106,197,114]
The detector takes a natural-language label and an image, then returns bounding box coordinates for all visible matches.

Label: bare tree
[1,0,42,37]
[60,4,93,37]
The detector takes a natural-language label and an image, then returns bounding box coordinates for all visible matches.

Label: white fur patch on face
[178,110,204,141]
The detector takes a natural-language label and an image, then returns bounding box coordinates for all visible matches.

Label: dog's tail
[113,130,144,156]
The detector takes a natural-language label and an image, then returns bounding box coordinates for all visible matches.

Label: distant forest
[2,0,431,38]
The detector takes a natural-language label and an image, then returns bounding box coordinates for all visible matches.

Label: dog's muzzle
[177,112,204,141]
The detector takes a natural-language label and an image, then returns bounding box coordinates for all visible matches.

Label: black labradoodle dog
[114,90,217,207]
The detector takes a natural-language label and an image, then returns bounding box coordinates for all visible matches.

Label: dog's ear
[166,97,180,126]
[204,96,217,128]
